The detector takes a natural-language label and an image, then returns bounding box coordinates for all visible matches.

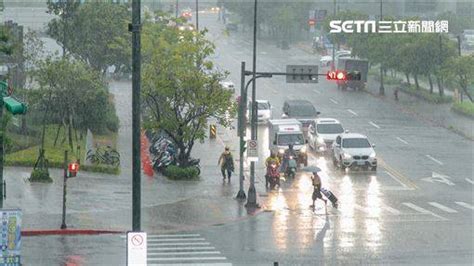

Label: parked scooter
[266,162,280,189]
[286,156,297,178]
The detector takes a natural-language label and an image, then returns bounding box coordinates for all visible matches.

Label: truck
[269,119,308,166]
[336,58,369,90]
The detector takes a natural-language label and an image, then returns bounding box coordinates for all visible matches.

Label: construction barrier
[209,124,217,139]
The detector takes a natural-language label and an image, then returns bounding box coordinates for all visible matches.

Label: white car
[246,100,272,123]
[332,133,377,171]
[220,81,235,93]
[319,55,333,67]
[319,51,351,67]
[308,118,345,153]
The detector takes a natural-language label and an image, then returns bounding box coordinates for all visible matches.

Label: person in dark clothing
[311,172,327,210]
[218,146,234,181]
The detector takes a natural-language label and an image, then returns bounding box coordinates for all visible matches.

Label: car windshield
[289,105,316,117]
[277,134,304,145]
[342,138,371,148]
[257,102,269,110]
[317,124,344,134]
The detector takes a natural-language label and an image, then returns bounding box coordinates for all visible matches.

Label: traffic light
[68,162,80,177]
[3,96,27,115]
[326,70,361,81]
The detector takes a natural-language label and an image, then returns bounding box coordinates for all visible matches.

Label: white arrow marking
[421,172,455,186]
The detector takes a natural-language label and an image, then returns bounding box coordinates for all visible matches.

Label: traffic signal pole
[236,62,246,200]
[0,99,3,209]
[131,0,142,231]
[246,0,258,208]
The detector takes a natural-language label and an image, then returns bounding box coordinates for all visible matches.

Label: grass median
[5,126,120,175]
[451,101,474,118]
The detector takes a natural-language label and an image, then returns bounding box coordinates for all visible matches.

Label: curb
[22,229,124,237]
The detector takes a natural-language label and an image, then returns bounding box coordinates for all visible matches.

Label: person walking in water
[311,171,327,211]
[218,146,234,182]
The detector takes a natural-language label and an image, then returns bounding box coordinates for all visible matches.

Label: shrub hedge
[399,85,452,104]
[163,165,200,180]
[452,101,474,118]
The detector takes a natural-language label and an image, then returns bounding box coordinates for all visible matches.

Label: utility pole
[237,62,246,200]
[0,99,3,209]
[379,0,384,95]
[195,0,199,31]
[246,0,258,208]
[61,150,68,229]
[131,0,142,232]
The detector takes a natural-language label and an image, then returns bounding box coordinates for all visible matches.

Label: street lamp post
[195,0,199,31]
[246,0,259,208]
[379,0,385,95]
[131,0,142,232]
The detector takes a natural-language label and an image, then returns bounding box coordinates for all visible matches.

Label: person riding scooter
[281,144,296,170]
[265,152,281,188]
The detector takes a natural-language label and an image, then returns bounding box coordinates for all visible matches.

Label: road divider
[378,157,418,189]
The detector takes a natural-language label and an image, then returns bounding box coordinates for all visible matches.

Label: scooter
[286,156,297,178]
[266,163,280,189]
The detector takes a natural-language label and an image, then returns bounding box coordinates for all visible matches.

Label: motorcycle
[265,162,280,189]
[286,155,297,178]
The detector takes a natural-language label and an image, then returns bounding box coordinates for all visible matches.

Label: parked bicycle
[86,146,120,167]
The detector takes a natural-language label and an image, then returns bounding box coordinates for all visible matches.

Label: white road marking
[121,234,201,239]
[347,109,358,116]
[148,242,211,247]
[148,238,206,242]
[148,247,216,251]
[148,251,221,256]
[380,204,401,215]
[465,178,474,185]
[149,263,232,266]
[425,155,443,165]
[421,172,454,186]
[396,137,408,144]
[369,121,380,129]
[329,98,338,104]
[148,257,227,262]
[402,202,447,220]
[428,202,458,213]
[455,201,474,210]
[261,51,267,55]
[384,171,409,189]
[312,89,321,94]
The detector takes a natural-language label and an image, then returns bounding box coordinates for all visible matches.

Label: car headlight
[317,137,325,144]
[278,149,285,154]
[343,153,352,159]
[300,146,307,153]
[369,152,376,158]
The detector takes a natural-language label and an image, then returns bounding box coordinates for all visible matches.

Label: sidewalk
[293,42,473,140]
[364,79,473,140]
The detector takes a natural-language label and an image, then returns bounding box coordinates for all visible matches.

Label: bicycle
[86,146,120,167]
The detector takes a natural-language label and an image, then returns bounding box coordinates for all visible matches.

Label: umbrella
[301,166,322,173]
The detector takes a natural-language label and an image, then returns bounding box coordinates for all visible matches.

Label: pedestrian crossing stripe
[455,201,474,210]
[428,202,457,213]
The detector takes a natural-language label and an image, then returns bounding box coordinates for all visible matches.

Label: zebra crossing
[333,201,474,221]
[145,233,231,266]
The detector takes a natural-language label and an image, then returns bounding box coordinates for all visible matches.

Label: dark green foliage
[163,165,200,180]
[29,168,53,183]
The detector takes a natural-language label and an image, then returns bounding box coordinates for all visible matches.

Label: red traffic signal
[326,70,346,81]
[326,70,361,81]
[68,162,80,177]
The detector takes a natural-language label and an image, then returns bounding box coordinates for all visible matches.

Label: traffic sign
[247,139,258,161]
[286,65,319,83]
[127,232,147,266]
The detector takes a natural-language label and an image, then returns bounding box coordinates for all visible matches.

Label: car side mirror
[316,111,321,115]
[273,141,277,145]
[305,139,308,144]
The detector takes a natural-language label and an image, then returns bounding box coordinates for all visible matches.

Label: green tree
[34,56,118,152]
[436,11,473,36]
[142,18,235,166]
[47,1,131,75]
[443,55,474,102]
